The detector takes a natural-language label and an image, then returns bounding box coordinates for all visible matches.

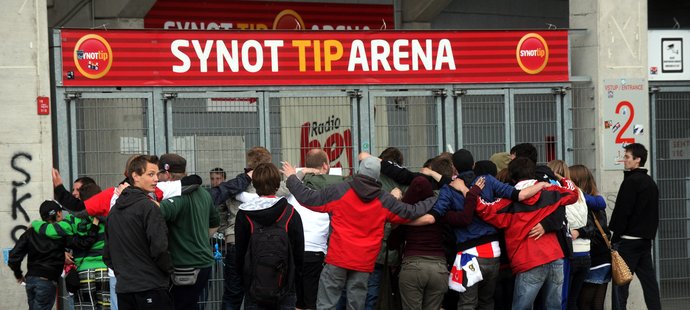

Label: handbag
[592,211,633,286]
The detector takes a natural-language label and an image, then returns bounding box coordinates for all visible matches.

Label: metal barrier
[650,86,690,309]
[570,82,597,170]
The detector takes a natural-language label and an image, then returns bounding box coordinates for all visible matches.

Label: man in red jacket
[282,157,435,310]
[469,158,579,310]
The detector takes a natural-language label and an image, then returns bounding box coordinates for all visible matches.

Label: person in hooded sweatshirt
[281,157,437,310]
[103,155,174,309]
[235,162,305,309]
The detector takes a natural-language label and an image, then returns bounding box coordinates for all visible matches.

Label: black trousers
[611,239,662,310]
[296,251,325,309]
[118,288,173,310]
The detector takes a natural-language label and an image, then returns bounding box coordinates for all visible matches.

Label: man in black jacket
[609,143,661,310]
[103,155,174,309]
[9,200,98,310]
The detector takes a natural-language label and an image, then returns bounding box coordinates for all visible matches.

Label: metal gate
[57,91,155,187]
[54,84,572,309]
[650,85,690,309]
[368,88,443,170]
[453,87,566,164]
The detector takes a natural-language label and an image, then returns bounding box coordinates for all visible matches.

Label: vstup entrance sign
[58,29,569,87]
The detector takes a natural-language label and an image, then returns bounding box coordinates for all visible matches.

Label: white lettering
[370,40,391,71]
[264,40,284,72]
[216,40,239,72]
[348,40,369,71]
[171,40,190,73]
[241,40,263,73]
[411,40,433,70]
[435,39,455,70]
[192,40,214,72]
[393,40,409,71]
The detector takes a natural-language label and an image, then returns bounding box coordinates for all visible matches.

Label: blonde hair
[547,160,570,179]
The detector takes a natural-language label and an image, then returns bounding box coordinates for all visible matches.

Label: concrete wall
[0,0,53,308]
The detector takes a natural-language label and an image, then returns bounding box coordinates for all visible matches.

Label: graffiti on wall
[9,152,32,242]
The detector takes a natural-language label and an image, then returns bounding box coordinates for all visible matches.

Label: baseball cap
[158,153,186,173]
[39,200,62,220]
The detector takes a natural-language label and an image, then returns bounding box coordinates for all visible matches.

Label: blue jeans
[172,266,212,310]
[25,276,57,310]
[222,244,244,310]
[513,259,564,310]
[110,274,118,310]
[244,292,296,310]
[364,264,382,310]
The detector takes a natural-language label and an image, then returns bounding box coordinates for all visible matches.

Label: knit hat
[402,176,434,204]
[159,153,186,173]
[474,160,497,177]
[452,149,474,173]
[490,152,511,171]
[358,157,380,181]
[39,200,62,220]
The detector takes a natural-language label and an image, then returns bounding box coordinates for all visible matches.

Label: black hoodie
[103,186,173,293]
[234,196,304,292]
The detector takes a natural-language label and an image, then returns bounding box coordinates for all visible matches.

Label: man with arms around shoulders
[158,154,220,310]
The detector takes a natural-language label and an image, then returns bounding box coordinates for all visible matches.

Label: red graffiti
[300,122,353,175]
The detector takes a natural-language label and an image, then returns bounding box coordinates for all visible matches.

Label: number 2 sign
[602,79,646,170]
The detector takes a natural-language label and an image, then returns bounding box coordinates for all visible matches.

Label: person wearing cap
[281,157,436,310]
[156,153,220,310]
[8,200,100,310]
[103,155,174,309]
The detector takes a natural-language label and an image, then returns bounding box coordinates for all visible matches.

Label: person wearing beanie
[8,200,100,310]
[427,148,548,310]
[474,160,498,178]
[282,158,436,310]
[489,152,512,172]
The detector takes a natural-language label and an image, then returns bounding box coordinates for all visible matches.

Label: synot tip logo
[516,33,549,75]
[73,34,113,79]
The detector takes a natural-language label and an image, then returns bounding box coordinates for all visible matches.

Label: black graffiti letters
[11,153,32,186]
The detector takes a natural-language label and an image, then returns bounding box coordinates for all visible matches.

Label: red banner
[144,0,393,31]
[59,29,569,87]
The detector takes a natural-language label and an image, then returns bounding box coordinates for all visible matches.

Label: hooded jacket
[9,220,98,282]
[234,196,304,291]
[103,186,173,293]
[471,178,579,274]
[286,174,435,272]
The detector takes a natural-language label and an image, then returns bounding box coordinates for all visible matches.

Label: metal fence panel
[371,94,439,170]
[269,93,355,176]
[570,82,597,170]
[75,97,150,187]
[458,92,508,161]
[652,89,690,309]
[513,92,559,164]
[169,96,261,183]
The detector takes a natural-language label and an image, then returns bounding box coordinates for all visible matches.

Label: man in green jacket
[158,153,220,310]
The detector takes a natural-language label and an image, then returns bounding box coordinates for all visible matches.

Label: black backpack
[244,205,295,305]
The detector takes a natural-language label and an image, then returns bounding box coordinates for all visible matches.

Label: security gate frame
[649,83,690,308]
[55,83,571,184]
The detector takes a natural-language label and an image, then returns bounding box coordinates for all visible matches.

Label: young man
[609,143,661,310]
[157,153,220,310]
[103,155,174,309]
[210,167,226,188]
[282,157,436,310]
[470,158,579,310]
[9,200,99,310]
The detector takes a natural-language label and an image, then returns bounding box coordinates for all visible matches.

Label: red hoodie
[470,178,578,274]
